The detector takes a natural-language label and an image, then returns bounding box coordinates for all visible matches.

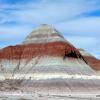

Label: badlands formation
[0,24,100,95]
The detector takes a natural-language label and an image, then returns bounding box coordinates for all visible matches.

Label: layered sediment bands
[23,24,66,44]
[0,42,82,60]
[0,57,96,80]
[21,79,100,93]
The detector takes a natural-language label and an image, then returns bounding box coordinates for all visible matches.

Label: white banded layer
[23,24,66,44]
[0,56,96,79]
[0,73,100,80]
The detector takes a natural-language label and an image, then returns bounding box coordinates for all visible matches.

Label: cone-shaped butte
[0,24,96,80]
[0,24,100,94]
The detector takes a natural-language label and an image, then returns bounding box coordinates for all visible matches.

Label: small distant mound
[78,49,100,71]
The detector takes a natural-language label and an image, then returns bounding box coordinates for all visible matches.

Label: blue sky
[0,0,100,59]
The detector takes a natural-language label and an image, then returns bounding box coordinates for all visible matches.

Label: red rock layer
[0,42,82,60]
[84,56,100,70]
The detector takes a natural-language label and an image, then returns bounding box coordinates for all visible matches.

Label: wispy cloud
[56,17,100,36]
[0,0,100,58]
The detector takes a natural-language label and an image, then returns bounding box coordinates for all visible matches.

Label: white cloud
[66,36,98,47]
[56,17,100,36]
[0,0,100,25]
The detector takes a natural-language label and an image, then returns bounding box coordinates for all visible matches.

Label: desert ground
[0,92,100,100]
[0,79,100,100]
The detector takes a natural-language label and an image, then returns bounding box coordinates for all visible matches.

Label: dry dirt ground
[0,92,100,100]
[0,79,100,100]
